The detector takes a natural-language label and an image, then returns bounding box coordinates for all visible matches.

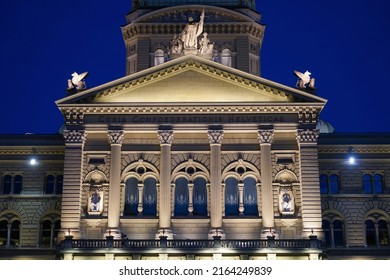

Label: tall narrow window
[333,219,344,247]
[193,177,207,216]
[124,177,139,216]
[0,220,7,246]
[365,220,376,246]
[221,49,232,67]
[56,175,63,194]
[320,174,328,194]
[13,175,22,194]
[378,220,389,246]
[45,175,55,194]
[329,174,339,194]
[154,49,165,66]
[363,174,373,194]
[373,174,383,194]
[10,220,20,246]
[174,177,189,216]
[225,177,239,216]
[322,220,331,247]
[143,177,157,216]
[3,175,12,194]
[243,177,258,216]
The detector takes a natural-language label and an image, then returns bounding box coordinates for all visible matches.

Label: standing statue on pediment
[199,32,214,54]
[179,9,205,50]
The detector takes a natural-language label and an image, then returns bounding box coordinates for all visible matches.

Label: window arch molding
[221,160,260,182]
[122,160,160,182]
[322,211,346,248]
[0,211,21,247]
[39,212,61,247]
[171,159,210,181]
[363,210,390,247]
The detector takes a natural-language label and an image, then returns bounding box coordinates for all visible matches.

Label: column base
[155,228,173,239]
[260,228,279,239]
[208,228,225,240]
[104,228,122,239]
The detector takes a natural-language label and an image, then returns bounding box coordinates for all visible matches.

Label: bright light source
[29,158,37,165]
[348,156,355,164]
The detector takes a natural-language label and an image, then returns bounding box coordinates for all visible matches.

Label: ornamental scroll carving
[207,130,224,144]
[257,130,274,144]
[157,130,174,145]
[295,129,319,144]
[108,130,125,145]
[63,130,87,145]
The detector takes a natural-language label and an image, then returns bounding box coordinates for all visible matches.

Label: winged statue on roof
[67,71,89,90]
[294,70,315,89]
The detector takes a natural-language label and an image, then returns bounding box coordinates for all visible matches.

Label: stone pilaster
[257,130,275,234]
[296,129,323,238]
[106,130,124,238]
[156,130,174,238]
[60,130,87,239]
[207,130,224,238]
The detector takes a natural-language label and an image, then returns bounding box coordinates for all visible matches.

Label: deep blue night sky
[1,0,390,134]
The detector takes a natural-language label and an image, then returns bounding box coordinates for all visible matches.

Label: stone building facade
[0,1,389,260]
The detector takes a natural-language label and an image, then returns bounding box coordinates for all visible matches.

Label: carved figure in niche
[89,189,101,212]
[199,32,214,54]
[281,193,292,212]
[179,9,205,49]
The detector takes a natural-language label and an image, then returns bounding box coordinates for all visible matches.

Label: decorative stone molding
[207,130,224,144]
[157,130,174,145]
[298,108,320,124]
[108,130,125,145]
[257,129,274,144]
[295,129,320,144]
[63,130,87,145]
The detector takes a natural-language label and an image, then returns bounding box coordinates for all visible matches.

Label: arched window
[243,177,258,216]
[378,220,389,246]
[363,174,373,194]
[193,177,207,216]
[322,218,345,247]
[143,177,157,216]
[320,174,328,194]
[154,48,165,66]
[13,175,22,194]
[221,48,232,67]
[365,220,376,246]
[333,219,344,247]
[329,174,339,194]
[319,174,339,194]
[45,175,55,194]
[225,177,239,216]
[174,177,189,216]
[3,175,12,194]
[124,177,139,216]
[10,220,20,246]
[0,220,7,246]
[373,174,383,194]
[41,219,61,247]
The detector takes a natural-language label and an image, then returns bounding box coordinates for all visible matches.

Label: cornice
[0,150,64,155]
[59,104,323,125]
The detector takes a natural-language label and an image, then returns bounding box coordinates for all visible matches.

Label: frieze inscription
[85,114,297,125]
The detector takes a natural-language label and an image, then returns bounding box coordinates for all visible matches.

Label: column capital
[296,129,319,144]
[63,130,87,145]
[157,130,174,145]
[257,129,274,144]
[108,130,125,145]
[207,130,224,145]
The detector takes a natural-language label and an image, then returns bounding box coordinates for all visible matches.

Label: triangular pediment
[56,55,326,107]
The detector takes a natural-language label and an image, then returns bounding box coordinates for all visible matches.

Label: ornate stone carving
[63,130,87,145]
[207,130,224,145]
[157,130,174,145]
[108,130,125,145]
[257,130,274,144]
[296,129,320,144]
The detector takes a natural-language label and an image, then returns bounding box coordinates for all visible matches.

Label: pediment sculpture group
[169,9,214,59]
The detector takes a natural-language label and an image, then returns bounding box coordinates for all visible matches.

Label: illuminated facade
[0,1,389,260]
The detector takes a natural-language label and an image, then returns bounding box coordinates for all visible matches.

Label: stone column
[238,182,244,214]
[106,130,125,238]
[207,130,224,238]
[6,223,11,247]
[156,130,174,238]
[257,129,275,236]
[188,182,194,215]
[60,130,87,240]
[296,129,323,238]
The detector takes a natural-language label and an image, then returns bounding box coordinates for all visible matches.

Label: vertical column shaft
[208,130,224,234]
[107,130,125,231]
[258,130,275,229]
[157,130,174,233]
